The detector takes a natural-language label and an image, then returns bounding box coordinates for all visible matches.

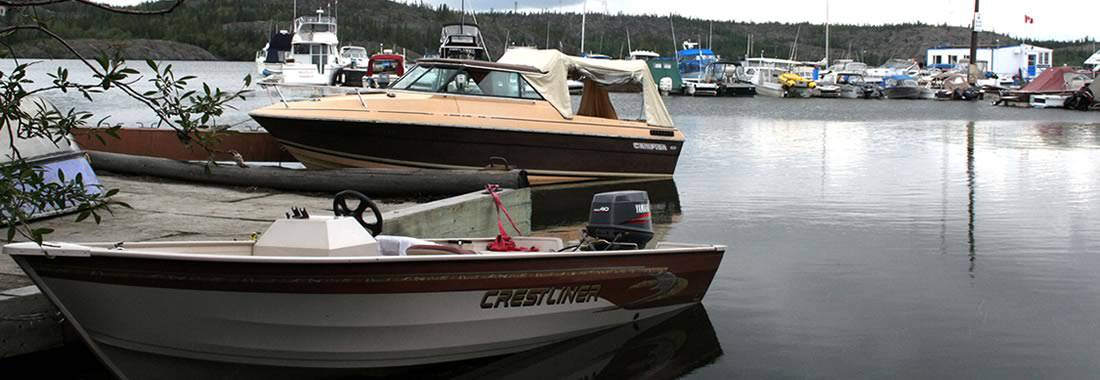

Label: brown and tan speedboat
[250,49,684,183]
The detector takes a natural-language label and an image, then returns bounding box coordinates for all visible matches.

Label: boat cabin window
[393,65,543,100]
[293,44,331,65]
[303,23,333,33]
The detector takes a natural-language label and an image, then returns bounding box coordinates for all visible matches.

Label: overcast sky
[99,0,1099,41]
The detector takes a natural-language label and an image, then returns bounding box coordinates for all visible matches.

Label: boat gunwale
[279,140,678,178]
[250,97,684,140]
[4,241,726,264]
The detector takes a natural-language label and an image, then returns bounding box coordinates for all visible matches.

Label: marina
[1,0,1100,378]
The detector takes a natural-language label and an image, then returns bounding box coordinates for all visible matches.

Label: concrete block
[384,188,532,239]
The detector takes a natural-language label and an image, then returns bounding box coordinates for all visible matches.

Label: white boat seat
[375,235,439,256]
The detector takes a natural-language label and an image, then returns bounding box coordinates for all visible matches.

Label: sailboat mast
[708,21,713,50]
[824,0,829,69]
[581,0,587,54]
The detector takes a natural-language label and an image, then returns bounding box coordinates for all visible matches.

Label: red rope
[485,184,537,252]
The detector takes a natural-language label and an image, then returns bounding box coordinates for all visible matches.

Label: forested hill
[1,0,1095,66]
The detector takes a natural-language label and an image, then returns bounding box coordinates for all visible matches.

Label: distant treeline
[2,0,1096,66]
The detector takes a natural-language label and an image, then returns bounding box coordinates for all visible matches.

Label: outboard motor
[585,191,654,250]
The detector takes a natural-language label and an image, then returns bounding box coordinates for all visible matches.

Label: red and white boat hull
[12,246,723,370]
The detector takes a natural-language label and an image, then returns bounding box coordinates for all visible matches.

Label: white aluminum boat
[5,190,724,377]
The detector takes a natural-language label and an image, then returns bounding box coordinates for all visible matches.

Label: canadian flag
[1024,15,1035,24]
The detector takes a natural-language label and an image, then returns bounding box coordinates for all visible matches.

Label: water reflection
[457,304,721,379]
[92,305,720,380]
[967,121,977,276]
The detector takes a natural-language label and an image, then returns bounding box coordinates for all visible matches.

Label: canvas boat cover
[1019,67,1078,93]
[498,49,674,128]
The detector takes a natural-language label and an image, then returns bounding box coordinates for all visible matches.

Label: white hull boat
[6,190,725,377]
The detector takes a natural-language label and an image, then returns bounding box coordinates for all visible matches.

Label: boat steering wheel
[333,190,383,237]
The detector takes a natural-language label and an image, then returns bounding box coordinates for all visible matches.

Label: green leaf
[75,210,91,223]
[96,55,109,71]
[6,227,15,242]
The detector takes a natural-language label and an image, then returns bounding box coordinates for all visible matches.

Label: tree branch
[0,0,184,15]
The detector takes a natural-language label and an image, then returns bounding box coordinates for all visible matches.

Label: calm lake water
[3,60,1100,378]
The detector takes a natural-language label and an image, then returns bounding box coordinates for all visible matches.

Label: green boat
[629,50,682,95]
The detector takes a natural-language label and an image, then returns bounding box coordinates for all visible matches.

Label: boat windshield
[342,48,367,58]
[838,74,865,84]
[301,22,334,33]
[371,59,402,74]
[441,24,481,37]
[392,66,543,100]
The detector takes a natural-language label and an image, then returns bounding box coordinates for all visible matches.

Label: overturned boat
[250,49,683,184]
[1,96,103,221]
[5,190,725,376]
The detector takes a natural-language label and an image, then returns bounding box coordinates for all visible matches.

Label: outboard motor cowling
[586,191,654,249]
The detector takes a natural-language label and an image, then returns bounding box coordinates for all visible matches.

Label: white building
[925,44,1053,80]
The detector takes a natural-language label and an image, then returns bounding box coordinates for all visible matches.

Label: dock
[0,172,531,359]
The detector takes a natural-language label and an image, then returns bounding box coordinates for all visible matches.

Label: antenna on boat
[745,34,751,59]
[626,27,631,53]
[292,0,296,23]
[467,2,493,60]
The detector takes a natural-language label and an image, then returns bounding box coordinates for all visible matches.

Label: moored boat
[439,22,490,60]
[698,61,756,97]
[5,190,725,376]
[883,75,923,99]
[677,41,718,95]
[250,49,684,184]
[742,57,814,98]
[257,8,348,86]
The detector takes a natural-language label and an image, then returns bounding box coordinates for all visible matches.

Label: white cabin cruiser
[257,8,347,85]
[5,190,725,377]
